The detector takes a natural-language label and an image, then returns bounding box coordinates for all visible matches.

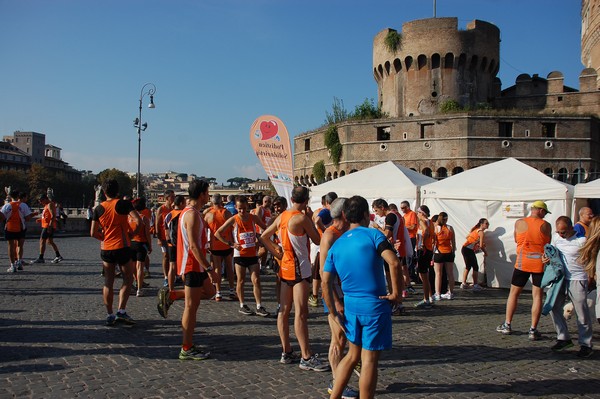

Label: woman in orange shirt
[461,218,489,292]
[433,212,456,301]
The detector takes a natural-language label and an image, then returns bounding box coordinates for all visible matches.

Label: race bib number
[239,232,256,248]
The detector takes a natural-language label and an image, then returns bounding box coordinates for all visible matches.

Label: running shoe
[440,292,454,300]
[239,304,254,315]
[402,290,408,298]
[472,284,483,291]
[179,345,210,361]
[551,339,574,352]
[256,306,270,317]
[280,351,301,364]
[327,382,359,398]
[16,260,23,270]
[414,299,432,308]
[460,282,469,289]
[144,270,151,279]
[496,322,512,335]
[577,346,593,358]
[30,258,45,264]
[215,292,222,302]
[51,256,63,263]
[299,354,330,372]
[115,312,136,325]
[432,293,441,302]
[163,278,168,287]
[228,291,238,300]
[308,294,318,307]
[407,286,416,294]
[353,361,361,378]
[157,286,170,318]
[136,289,144,297]
[391,303,405,316]
[528,328,542,341]
[106,314,116,326]
[6,263,17,273]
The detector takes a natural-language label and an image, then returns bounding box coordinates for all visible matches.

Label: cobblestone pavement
[1,237,599,398]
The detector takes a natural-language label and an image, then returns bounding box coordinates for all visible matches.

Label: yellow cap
[531,200,551,214]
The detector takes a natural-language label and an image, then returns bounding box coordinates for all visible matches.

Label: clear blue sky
[0,0,583,185]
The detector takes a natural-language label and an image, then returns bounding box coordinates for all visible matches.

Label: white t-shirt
[551,233,587,281]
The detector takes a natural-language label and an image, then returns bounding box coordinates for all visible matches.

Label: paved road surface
[1,237,599,398]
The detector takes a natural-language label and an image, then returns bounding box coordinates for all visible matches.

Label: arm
[379,249,401,302]
[215,217,237,249]
[450,226,457,252]
[322,269,345,328]
[144,217,152,252]
[319,231,343,313]
[257,214,283,259]
[90,220,103,241]
[129,210,142,237]
[478,230,487,256]
[251,214,267,231]
[302,214,321,245]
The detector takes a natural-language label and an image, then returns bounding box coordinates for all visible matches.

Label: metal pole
[137,96,142,197]
[433,0,436,18]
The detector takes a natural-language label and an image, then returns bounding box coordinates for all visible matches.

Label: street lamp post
[134,83,157,197]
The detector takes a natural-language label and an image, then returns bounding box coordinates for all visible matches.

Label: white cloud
[234,163,267,180]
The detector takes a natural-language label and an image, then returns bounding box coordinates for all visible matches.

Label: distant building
[1,131,82,181]
[0,141,31,172]
[294,11,600,186]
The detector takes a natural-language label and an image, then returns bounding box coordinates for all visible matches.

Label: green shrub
[313,161,325,183]
[384,30,402,54]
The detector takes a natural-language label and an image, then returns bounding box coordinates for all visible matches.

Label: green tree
[0,170,28,201]
[227,177,253,187]
[28,163,53,202]
[97,168,134,197]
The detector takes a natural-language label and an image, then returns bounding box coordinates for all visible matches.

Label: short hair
[18,192,28,200]
[212,194,222,205]
[344,196,369,223]
[9,190,19,198]
[174,195,186,207]
[556,215,573,228]
[291,186,309,204]
[38,193,48,201]
[325,192,338,205]
[227,194,235,201]
[330,197,346,219]
[401,200,410,208]
[371,198,388,209]
[133,197,146,211]
[438,211,448,219]
[188,179,208,200]
[103,179,119,198]
[273,196,287,209]
[165,189,175,196]
[389,203,398,211]
[235,195,248,204]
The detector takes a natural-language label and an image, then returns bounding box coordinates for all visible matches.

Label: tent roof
[308,161,436,200]
[421,158,573,201]
[574,178,600,198]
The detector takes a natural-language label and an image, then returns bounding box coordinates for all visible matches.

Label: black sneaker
[30,258,45,264]
[239,304,253,315]
[179,345,210,361]
[115,312,136,325]
[528,328,542,341]
[106,314,116,326]
[551,339,574,352]
[577,346,593,358]
[280,351,301,364]
[157,286,170,319]
[256,306,270,317]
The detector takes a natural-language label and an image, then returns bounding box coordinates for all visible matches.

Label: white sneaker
[460,283,469,289]
[136,289,144,297]
[440,292,454,300]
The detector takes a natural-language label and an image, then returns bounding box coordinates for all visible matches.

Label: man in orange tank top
[497,200,552,340]
[155,190,175,287]
[259,186,329,372]
[91,179,142,326]
[31,193,63,265]
[205,194,236,301]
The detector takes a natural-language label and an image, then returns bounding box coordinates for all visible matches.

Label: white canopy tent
[573,179,600,221]
[421,158,573,288]
[307,161,436,210]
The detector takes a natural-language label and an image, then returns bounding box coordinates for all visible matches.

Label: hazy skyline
[0,0,583,184]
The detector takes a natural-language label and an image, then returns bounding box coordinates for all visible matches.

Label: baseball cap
[531,200,551,214]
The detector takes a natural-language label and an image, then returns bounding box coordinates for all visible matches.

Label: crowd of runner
[3,180,598,399]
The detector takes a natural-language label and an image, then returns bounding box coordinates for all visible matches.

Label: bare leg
[327,313,348,379]
[505,284,523,324]
[182,286,201,348]
[103,262,116,314]
[117,261,134,310]
[236,264,246,304]
[293,280,311,359]
[434,262,443,295]
[331,342,361,399]
[277,282,293,353]
[445,262,455,293]
[531,285,543,329]
[249,264,262,305]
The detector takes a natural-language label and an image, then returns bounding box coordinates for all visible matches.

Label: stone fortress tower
[293,4,600,186]
[373,18,500,117]
[582,0,600,88]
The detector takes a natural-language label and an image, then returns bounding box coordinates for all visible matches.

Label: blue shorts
[344,311,392,351]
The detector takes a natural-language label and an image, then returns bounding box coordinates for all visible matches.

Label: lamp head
[148,95,155,109]
[133,117,139,127]
[142,122,148,131]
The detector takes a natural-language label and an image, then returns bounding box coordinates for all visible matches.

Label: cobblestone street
[1,236,599,398]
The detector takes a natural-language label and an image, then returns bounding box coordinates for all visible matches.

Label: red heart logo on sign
[259,120,278,140]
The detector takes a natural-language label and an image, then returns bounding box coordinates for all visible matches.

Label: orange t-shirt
[402,210,418,239]
[515,217,551,273]
[207,207,232,251]
[435,225,454,254]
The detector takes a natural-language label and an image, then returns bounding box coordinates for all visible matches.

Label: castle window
[431,54,440,69]
[420,123,434,139]
[304,138,310,151]
[469,55,478,71]
[422,168,432,177]
[557,96,563,102]
[436,167,448,180]
[557,168,568,183]
[393,59,402,73]
[452,167,464,175]
[340,170,346,177]
[417,54,427,70]
[544,168,553,178]
[444,53,454,68]
[377,126,390,141]
[481,57,488,71]
[571,168,586,185]
[498,122,513,138]
[542,123,556,138]
[404,57,413,71]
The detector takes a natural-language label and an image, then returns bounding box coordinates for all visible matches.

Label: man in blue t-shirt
[323,195,400,399]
